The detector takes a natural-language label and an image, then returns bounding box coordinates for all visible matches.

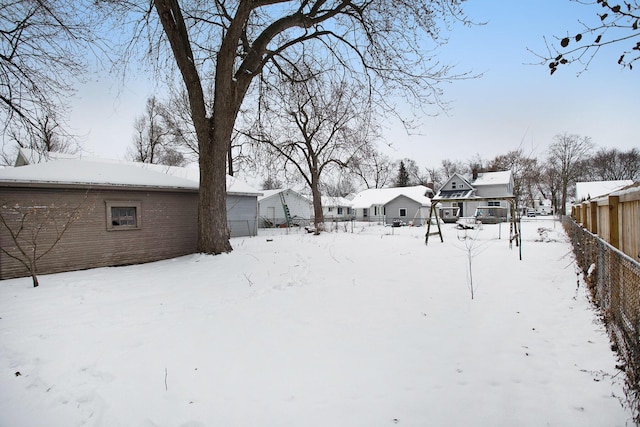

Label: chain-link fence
[563,216,640,421]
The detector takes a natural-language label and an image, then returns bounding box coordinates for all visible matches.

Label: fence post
[590,200,598,235]
[609,195,620,250]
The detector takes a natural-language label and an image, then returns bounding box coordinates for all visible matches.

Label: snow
[0,218,632,426]
[575,180,635,201]
[0,159,199,189]
[472,170,512,186]
[1,156,261,195]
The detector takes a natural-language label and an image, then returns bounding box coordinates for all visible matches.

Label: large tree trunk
[197,124,231,254]
[154,0,243,255]
[311,169,324,231]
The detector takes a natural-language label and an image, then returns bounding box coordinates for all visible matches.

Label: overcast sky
[68,0,640,171]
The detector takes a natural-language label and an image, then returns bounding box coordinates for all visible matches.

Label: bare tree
[400,158,431,186]
[425,166,444,191]
[127,96,187,166]
[1,112,80,165]
[538,161,562,215]
[533,0,640,74]
[350,147,394,189]
[546,133,594,214]
[323,175,358,198]
[488,148,541,210]
[141,0,471,254]
[1,1,97,158]
[456,226,487,300]
[440,158,468,179]
[261,176,282,191]
[587,147,640,181]
[247,68,375,231]
[0,195,93,287]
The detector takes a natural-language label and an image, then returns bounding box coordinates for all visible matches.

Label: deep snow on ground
[0,218,633,426]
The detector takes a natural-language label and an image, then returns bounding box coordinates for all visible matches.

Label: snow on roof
[3,153,261,195]
[351,186,431,209]
[472,170,512,186]
[321,196,353,207]
[15,148,80,166]
[258,189,286,201]
[575,180,634,201]
[0,159,199,190]
[257,188,309,202]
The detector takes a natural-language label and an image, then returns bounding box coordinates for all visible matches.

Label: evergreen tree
[396,161,410,187]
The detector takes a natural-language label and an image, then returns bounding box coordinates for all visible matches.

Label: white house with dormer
[433,171,514,223]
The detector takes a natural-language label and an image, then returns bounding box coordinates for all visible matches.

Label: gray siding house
[0,158,260,280]
[350,186,433,225]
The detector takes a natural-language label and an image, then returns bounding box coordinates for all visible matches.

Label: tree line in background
[2,1,639,250]
[128,89,639,216]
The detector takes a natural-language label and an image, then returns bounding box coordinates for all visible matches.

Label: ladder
[425,203,443,245]
[279,191,292,227]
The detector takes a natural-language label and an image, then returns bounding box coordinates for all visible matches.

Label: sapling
[0,194,92,287]
[456,224,488,299]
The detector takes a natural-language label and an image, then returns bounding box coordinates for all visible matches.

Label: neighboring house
[350,185,433,225]
[321,196,354,222]
[0,158,261,280]
[258,188,312,227]
[575,180,634,202]
[532,199,553,215]
[433,171,514,223]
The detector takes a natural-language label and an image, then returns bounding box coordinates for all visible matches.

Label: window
[488,201,500,207]
[106,200,142,231]
[328,207,334,212]
[112,207,136,226]
[451,181,457,189]
[399,208,407,217]
[337,207,343,214]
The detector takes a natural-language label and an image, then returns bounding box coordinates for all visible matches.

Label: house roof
[351,186,432,209]
[321,196,353,207]
[575,180,634,201]
[473,170,512,186]
[2,153,261,195]
[257,188,310,202]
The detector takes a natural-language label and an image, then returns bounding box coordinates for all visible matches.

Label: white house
[258,188,312,227]
[350,185,433,225]
[433,171,514,223]
[320,196,353,221]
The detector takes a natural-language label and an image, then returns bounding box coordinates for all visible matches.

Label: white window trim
[399,208,407,217]
[106,200,142,231]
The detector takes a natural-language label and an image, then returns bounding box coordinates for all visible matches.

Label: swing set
[425,197,523,260]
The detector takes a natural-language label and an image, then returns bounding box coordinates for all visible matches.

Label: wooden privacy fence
[571,182,640,263]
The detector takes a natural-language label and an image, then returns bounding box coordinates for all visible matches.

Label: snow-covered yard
[0,218,633,426]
